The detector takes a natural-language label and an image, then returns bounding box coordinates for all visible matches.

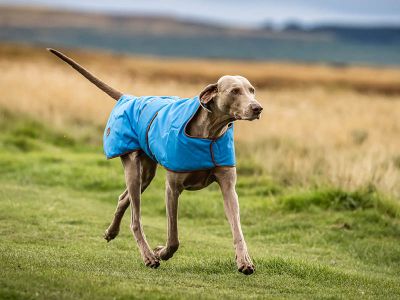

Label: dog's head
[199,75,263,120]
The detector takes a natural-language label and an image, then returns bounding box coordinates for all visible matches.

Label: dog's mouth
[234,112,261,121]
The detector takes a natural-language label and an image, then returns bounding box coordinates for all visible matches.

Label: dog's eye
[231,88,241,95]
[249,87,255,94]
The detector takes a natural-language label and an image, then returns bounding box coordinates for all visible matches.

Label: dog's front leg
[154,172,182,260]
[121,152,160,268]
[215,167,255,275]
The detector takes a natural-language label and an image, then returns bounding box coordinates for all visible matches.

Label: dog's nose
[251,103,263,114]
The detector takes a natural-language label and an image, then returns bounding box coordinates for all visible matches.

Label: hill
[1,6,400,65]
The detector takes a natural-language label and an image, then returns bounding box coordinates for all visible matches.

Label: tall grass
[1,43,399,197]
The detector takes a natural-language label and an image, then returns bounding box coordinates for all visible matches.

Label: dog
[48,48,263,275]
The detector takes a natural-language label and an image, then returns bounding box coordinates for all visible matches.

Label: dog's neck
[186,105,234,139]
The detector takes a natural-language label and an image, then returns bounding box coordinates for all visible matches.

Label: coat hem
[162,165,235,173]
[106,149,142,160]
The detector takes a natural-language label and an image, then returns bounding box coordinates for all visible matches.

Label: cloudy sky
[1,0,400,27]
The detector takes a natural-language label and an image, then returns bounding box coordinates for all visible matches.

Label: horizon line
[2,3,400,29]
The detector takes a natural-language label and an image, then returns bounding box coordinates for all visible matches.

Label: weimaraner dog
[48,48,263,275]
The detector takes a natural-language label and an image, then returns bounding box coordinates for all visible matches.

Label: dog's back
[103,95,178,159]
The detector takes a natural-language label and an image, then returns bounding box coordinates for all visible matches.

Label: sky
[1,0,400,28]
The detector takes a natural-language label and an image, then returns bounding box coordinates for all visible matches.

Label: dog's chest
[178,169,216,190]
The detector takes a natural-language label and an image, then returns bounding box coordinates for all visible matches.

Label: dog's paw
[153,245,169,260]
[238,262,255,275]
[153,244,179,261]
[236,254,255,275]
[142,251,160,269]
[103,228,119,242]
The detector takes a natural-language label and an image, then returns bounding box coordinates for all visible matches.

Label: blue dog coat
[103,95,235,172]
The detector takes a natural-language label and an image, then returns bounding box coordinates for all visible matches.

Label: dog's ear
[199,83,218,105]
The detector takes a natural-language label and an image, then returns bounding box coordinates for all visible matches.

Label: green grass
[1,110,400,299]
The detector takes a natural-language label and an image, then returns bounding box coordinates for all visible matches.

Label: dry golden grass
[1,43,399,196]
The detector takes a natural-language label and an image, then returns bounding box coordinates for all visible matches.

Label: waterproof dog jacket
[103,95,235,172]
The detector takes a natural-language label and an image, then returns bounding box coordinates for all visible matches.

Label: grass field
[1,44,400,299]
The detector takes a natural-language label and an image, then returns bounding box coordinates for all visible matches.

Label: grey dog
[48,48,263,275]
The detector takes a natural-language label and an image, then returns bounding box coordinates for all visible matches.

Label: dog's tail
[47,48,123,101]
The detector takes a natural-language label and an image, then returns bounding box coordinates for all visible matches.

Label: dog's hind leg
[121,151,160,268]
[104,189,129,242]
[104,154,157,242]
